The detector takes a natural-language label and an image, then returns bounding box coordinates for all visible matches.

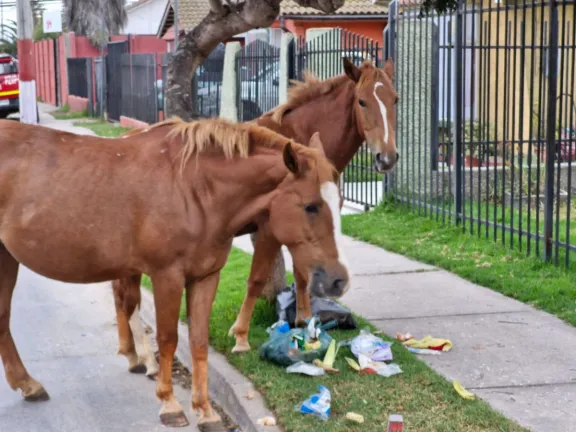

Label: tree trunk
[250,232,287,302]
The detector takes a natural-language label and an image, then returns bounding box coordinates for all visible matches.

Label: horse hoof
[198,419,228,432]
[24,386,50,402]
[160,411,189,428]
[231,342,250,353]
[129,364,147,374]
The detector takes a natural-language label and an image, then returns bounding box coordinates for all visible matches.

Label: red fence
[34,40,57,105]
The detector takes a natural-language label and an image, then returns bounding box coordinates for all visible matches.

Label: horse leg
[228,232,281,353]
[151,269,188,427]
[0,245,48,401]
[187,272,226,431]
[112,275,159,378]
[294,267,312,328]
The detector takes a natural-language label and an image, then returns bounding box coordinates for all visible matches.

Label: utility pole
[17,0,37,124]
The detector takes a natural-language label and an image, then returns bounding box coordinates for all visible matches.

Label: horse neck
[184,147,289,238]
[274,79,365,173]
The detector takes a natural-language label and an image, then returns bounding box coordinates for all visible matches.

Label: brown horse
[111,57,398,362]
[0,118,349,431]
[228,57,399,352]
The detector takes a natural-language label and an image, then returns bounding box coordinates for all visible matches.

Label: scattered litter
[286,361,325,376]
[295,385,331,421]
[387,414,404,432]
[312,339,340,374]
[396,332,412,342]
[346,354,402,377]
[260,318,333,367]
[345,412,365,424]
[256,416,277,426]
[407,347,441,356]
[453,380,475,400]
[402,335,453,352]
[244,391,254,400]
[350,328,393,362]
[276,284,357,329]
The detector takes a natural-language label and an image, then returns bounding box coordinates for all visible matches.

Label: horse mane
[267,72,350,125]
[266,60,388,125]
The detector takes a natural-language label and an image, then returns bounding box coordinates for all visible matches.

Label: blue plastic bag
[295,385,331,421]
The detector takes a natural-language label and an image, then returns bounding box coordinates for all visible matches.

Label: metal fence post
[544,1,559,262]
[453,0,464,225]
[86,59,93,117]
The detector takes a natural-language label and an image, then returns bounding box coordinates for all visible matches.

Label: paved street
[0,267,198,432]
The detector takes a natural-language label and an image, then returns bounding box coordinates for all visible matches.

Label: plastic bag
[276,284,357,329]
[295,385,331,421]
[286,361,325,376]
[358,354,402,377]
[351,328,393,362]
[260,320,334,367]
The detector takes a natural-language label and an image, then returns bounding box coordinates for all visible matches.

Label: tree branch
[208,0,226,15]
[289,0,345,14]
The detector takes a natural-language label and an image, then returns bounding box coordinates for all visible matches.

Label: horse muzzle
[309,266,350,299]
[373,152,399,173]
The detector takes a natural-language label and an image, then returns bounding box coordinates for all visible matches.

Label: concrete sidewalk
[233,233,576,432]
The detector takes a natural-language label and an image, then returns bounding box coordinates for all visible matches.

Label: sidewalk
[233,233,576,432]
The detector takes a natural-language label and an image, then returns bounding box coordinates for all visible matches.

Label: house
[123,0,169,35]
[156,0,389,50]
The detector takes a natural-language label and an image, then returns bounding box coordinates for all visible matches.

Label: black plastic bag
[276,284,357,330]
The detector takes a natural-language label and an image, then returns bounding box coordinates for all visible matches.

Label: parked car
[236,60,280,120]
[0,53,19,119]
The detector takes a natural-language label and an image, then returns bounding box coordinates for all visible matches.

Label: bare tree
[63,0,126,47]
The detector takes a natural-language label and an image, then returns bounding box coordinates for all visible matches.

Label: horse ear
[283,142,300,176]
[383,58,394,82]
[343,57,361,83]
[308,132,325,156]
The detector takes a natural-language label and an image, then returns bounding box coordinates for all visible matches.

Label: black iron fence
[388,0,576,267]
[235,40,281,122]
[67,57,90,98]
[120,53,158,124]
[193,44,225,118]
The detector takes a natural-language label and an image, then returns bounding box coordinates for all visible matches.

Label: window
[0,61,17,75]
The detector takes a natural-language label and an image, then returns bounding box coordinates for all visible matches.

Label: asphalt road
[0,266,198,432]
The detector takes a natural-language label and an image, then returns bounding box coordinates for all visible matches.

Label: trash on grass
[387,414,404,432]
[260,319,333,367]
[345,412,365,424]
[345,354,402,377]
[286,361,325,376]
[277,284,358,329]
[407,347,441,356]
[295,385,331,421]
[453,380,475,400]
[256,416,277,426]
[396,332,413,342]
[351,328,393,362]
[402,335,453,352]
[313,339,341,374]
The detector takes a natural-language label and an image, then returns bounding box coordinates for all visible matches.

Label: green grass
[142,248,524,432]
[343,152,380,183]
[53,110,89,120]
[343,202,576,326]
[73,120,132,138]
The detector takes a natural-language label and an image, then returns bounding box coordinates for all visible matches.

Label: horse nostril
[396,152,400,162]
[375,153,382,163]
[332,279,347,294]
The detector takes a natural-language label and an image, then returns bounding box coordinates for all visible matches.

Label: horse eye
[358,99,367,107]
[394,97,399,105]
[304,204,319,214]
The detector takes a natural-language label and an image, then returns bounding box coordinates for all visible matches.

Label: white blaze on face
[129,307,159,376]
[374,82,390,165]
[320,182,351,291]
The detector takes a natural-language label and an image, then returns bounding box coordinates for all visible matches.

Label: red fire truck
[0,53,20,119]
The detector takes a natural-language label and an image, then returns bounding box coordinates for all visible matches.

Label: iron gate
[106,40,129,121]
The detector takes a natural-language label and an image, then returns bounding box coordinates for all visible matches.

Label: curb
[139,288,282,432]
